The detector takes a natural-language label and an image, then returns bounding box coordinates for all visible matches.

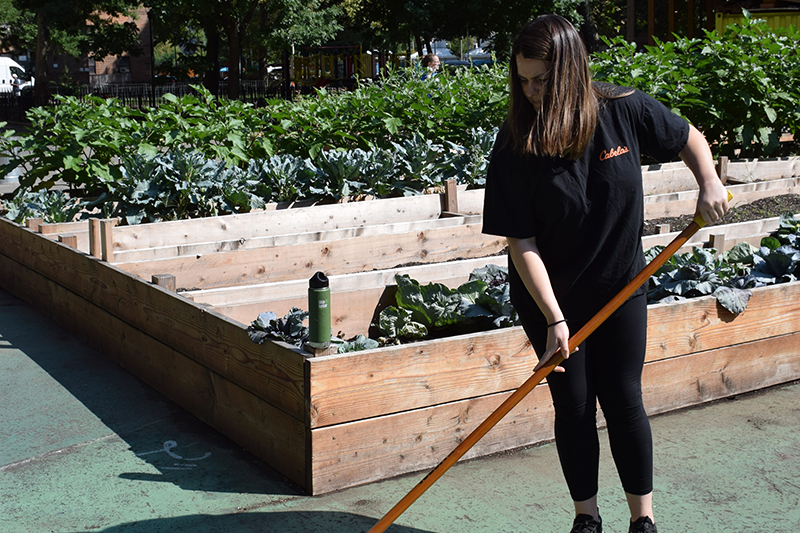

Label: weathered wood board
[309,330,800,493]
[184,256,509,334]
[115,221,507,290]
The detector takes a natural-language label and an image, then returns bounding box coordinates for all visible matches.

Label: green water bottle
[308,271,331,349]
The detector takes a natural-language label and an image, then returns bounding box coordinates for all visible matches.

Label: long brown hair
[508,15,597,159]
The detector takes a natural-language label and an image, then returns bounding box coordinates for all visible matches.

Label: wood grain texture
[646,283,800,361]
[309,332,800,494]
[642,331,800,415]
[0,218,307,421]
[310,384,555,494]
[0,249,308,488]
[199,256,511,336]
[306,282,800,429]
[111,215,482,263]
[115,222,507,290]
[644,177,800,219]
[308,328,538,428]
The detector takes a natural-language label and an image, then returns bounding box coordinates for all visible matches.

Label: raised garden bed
[2,157,800,495]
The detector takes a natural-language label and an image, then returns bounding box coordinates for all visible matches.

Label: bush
[592,10,800,158]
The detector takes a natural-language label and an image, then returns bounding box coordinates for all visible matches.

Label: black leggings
[520,292,652,502]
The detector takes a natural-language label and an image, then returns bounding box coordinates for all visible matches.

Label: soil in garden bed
[642,194,800,236]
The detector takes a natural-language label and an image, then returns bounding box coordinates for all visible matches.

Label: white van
[0,57,34,94]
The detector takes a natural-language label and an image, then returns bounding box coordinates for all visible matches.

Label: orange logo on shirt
[599,145,630,161]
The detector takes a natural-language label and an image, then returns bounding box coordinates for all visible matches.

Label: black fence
[51,79,286,108]
[0,80,287,123]
[0,94,34,123]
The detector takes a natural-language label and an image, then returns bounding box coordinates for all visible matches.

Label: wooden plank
[444,179,458,214]
[310,384,555,494]
[641,215,786,249]
[717,155,729,184]
[25,217,42,231]
[151,274,176,292]
[640,158,798,196]
[38,220,87,234]
[646,283,800,361]
[726,156,799,183]
[642,330,800,416]
[641,162,700,196]
[41,230,90,254]
[309,331,800,494]
[89,218,101,259]
[100,218,116,262]
[709,233,725,254]
[57,234,78,249]
[644,177,800,220]
[308,328,538,428]
[455,188,485,216]
[111,214,482,263]
[0,218,307,421]
[185,256,510,332]
[305,281,800,429]
[115,222,508,290]
[111,193,448,252]
[183,256,508,308]
[0,252,308,489]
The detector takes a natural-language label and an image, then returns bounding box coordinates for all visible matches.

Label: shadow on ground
[77,511,433,533]
[0,292,304,497]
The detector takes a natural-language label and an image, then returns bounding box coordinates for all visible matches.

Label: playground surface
[1,285,799,533]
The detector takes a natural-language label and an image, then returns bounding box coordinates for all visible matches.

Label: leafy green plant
[376,265,518,343]
[247,307,379,353]
[390,134,454,194]
[445,127,499,187]
[592,11,800,158]
[245,154,315,203]
[247,308,309,347]
[309,149,372,201]
[646,244,754,313]
[332,334,380,353]
[95,150,263,225]
[0,189,85,224]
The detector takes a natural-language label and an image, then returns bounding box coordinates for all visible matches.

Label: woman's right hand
[534,320,573,373]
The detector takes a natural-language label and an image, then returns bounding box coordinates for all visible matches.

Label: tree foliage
[9,0,142,105]
[345,0,584,60]
[146,0,342,99]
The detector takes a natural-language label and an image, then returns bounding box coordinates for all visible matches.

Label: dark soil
[642,193,800,236]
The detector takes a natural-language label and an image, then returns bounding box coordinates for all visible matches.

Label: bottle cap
[309,271,329,289]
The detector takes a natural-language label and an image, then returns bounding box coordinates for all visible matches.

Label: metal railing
[49,79,286,109]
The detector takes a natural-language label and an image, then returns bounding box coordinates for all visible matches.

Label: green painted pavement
[1,286,799,533]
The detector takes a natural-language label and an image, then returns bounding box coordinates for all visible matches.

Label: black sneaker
[571,513,603,533]
[628,516,657,533]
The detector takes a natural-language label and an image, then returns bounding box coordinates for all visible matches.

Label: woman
[482,15,729,533]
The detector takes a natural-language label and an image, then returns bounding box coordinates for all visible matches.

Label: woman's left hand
[696,178,729,225]
[680,125,730,225]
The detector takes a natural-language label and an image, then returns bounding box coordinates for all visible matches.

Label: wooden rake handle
[367,210,717,533]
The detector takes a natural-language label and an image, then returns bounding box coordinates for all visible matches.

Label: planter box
[3,157,800,494]
[4,216,800,495]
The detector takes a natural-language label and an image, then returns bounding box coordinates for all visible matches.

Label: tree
[347,0,585,61]
[147,0,343,99]
[0,0,36,56]
[12,0,142,105]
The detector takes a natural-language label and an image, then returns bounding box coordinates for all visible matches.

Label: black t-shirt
[483,87,689,327]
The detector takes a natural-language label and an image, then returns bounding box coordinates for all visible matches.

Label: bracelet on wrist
[547,319,567,328]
